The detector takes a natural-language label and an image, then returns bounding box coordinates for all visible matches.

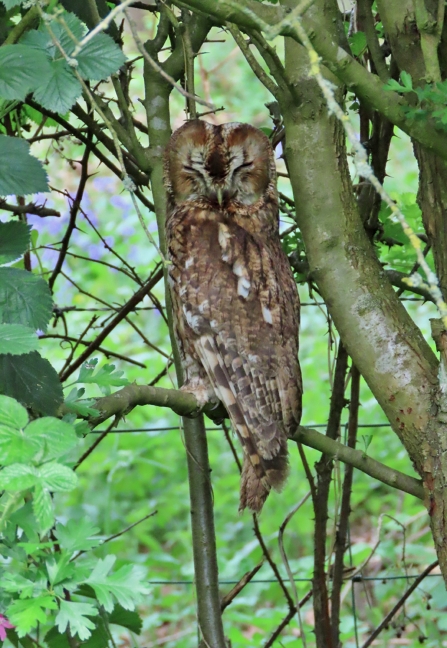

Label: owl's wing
[174,212,301,511]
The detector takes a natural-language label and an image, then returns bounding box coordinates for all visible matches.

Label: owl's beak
[216,187,223,207]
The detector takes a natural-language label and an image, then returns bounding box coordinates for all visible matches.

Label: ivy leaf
[0,394,28,428]
[0,136,48,195]
[32,59,82,114]
[33,484,54,533]
[0,45,51,102]
[26,417,78,461]
[38,462,78,492]
[55,518,101,553]
[0,323,38,355]
[0,464,38,490]
[85,555,149,612]
[55,600,98,641]
[0,267,53,331]
[0,351,63,416]
[7,595,57,636]
[76,32,126,80]
[0,221,31,265]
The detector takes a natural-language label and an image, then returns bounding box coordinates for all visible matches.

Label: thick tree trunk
[377,0,447,581]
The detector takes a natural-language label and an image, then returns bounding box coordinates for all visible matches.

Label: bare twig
[361,561,439,648]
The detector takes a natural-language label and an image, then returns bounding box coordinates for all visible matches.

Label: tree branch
[81,382,424,500]
[174,0,447,161]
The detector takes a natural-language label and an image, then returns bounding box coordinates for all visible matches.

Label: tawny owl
[164,120,302,512]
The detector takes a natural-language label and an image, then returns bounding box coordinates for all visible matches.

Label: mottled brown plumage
[164,120,302,512]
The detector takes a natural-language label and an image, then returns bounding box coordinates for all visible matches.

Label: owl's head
[164,120,276,208]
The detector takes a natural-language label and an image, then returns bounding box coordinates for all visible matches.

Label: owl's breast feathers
[167,203,302,512]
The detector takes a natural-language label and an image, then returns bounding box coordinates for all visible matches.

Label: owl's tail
[195,333,289,513]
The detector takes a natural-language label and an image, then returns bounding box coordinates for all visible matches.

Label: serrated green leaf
[44,626,71,648]
[77,360,129,395]
[1,0,23,8]
[33,483,53,532]
[0,351,63,415]
[0,393,28,428]
[56,600,98,641]
[80,622,110,648]
[0,323,38,355]
[46,12,86,57]
[384,79,409,93]
[38,462,78,492]
[33,59,82,114]
[86,555,148,612]
[0,267,53,331]
[0,463,38,490]
[0,572,38,597]
[401,70,413,90]
[26,417,78,461]
[0,136,48,195]
[7,595,57,636]
[64,387,100,417]
[0,423,41,464]
[55,518,100,553]
[109,604,142,634]
[0,221,31,265]
[0,45,51,102]
[76,32,126,80]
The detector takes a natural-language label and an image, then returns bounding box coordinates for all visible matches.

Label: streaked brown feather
[164,120,302,512]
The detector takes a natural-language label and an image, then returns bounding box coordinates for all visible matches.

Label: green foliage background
[0,5,445,648]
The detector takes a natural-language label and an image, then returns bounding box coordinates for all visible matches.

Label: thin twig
[361,561,439,648]
[278,493,312,646]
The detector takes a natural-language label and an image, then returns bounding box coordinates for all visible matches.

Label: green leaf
[0,422,41,464]
[0,45,51,102]
[55,600,98,641]
[0,267,53,331]
[33,59,82,114]
[0,351,63,415]
[0,393,28,428]
[0,136,48,195]
[77,360,129,395]
[86,555,148,612]
[7,595,57,636]
[76,32,126,80]
[0,463,38,490]
[80,623,110,648]
[26,417,78,461]
[349,31,367,56]
[0,221,31,265]
[64,387,100,417]
[55,518,101,553]
[33,484,54,533]
[1,0,23,8]
[383,79,413,93]
[0,323,38,355]
[44,626,71,648]
[38,462,78,491]
[401,70,413,90]
[109,604,143,634]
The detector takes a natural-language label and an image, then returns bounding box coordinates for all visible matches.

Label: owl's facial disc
[166,120,274,208]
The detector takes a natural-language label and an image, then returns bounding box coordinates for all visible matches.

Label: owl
[164,120,302,512]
